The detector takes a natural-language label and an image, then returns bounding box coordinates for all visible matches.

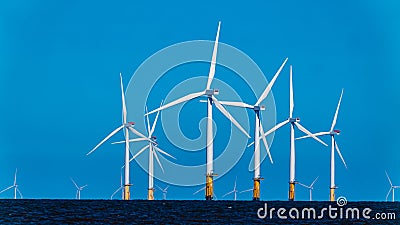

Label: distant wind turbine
[297,176,319,201]
[385,171,400,202]
[70,178,87,200]
[146,22,250,200]
[296,89,346,201]
[222,177,239,201]
[0,168,22,199]
[87,73,154,200]
[156,185,170,200]
[111,168,124,200]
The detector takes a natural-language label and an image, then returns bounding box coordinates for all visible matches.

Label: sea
[0,200,398,224]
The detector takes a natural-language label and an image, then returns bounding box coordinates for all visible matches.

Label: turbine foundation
[289,182,295,201]
[124,185,130,200]
[330,187,335,201]
[252,177,263,201]
[205,174,214,200]
[148,188,154,200]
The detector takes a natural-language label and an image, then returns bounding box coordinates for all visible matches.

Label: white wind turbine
[0,169,22,199]
[297,176,319,201]
[222,177,239,201]
[259,65,327,201]
[110,168,124,200]
[219,57,288,200]
[156,185,170,200]
[70,178,87,200]
[87,73,153,200]
[385,171,400,202]
[146,21,250,200]
[113,103,175,200]
[296,89,346,201]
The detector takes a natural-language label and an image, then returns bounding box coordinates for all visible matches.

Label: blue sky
[0,1,400,201]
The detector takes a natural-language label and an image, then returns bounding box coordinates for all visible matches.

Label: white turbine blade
[259,121,273,164]
[81,185,88,189]
[111,186,123,200]
[128,126,150,140]
[87,125,124,155]
[297,182,309,189]
[120,73,127,124]
[164,185,170,191]
[296,131,330,140]
[386,171,393,186]
[234,176,237,190]
[218,101,254,109]
[70,178,79,189]
[239,188,253,193]
[155,184,163,191]
[212,96,250,138]
[335,141,347,169]
[0,186,14,194]
[256,57,288,105]
[146,91,205,115]
[310,176,319,188]
[150,101,163,136]
[193,186,205,195]
[16,188,23,199]
[222,190,234,198]
[331,89,344,131]
[112,137,147,144]
[262,119,290,138]
[14,168,17,186]
[153,150,164,173]
[130,145,150,161]
[294,122,328,146]
[386,188,392,201]
[206,21,221,90]
[154,146,176,159]
[289,65,294,118]
[145,106,151,135]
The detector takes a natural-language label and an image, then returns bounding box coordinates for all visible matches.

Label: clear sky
[0,1,400,201]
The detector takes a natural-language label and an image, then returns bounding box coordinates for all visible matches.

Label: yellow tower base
[330,187,335,201]
[124,185,130,200]
[288,182,295,201]
[252,178,263,201]
[148,188,154,200]
[205,175,213,200]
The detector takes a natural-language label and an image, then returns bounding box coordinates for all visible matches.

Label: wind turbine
[0,169,22,199]
[70,178,87,200]
[385,171,400,202]
[259,65,327,201]
[222,177,239,200]
[296,89,346,201]
[297,176,319,201]
[110,168,124,200]
[219,58,288,200]
[113,102,175,200]
[87,73,153,200]
[146,21,250,200]
[156,184,169,200]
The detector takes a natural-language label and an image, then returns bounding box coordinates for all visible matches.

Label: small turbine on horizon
[297,176,319,201]
[222,177,239,201]
[111,168,124,200]
[70,178,87,200]
[385,171,400,202]
[156,185,170,200]
[0,168,22,199]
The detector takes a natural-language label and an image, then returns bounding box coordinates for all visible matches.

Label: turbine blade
[294,122,328,146]
[112,137,148,144]
[130,145,150,161]
[81,185,88,189]
[193,186,205,195]
[218,101,254,109]
[256,58,288,105]
[386,170,393,186]
[146,91,205,115]
[297,182,309,189]
[154,146,176,159]
[153,150,164,173]
[155,184,163,191]
[145,106,151,135]
[164,185,169,191]
[386,187,392,201]
[16,188,22,199]
[259,121,273,164]
[150,101,163,136]
[206,21,221,90]
[0,186,14,194]
[222,190,234,198]
[331,89,344,131]
[335,141,347,169]
[128,127,149,140]
[70,178,79,189]
[87,125,124,155]
[111,186,123,200]
[212,96,250,138]
[289,65,294,118]
[262,119,290,139]
[310,176,319,187]
[296,131,330,140]
[120,73,127,124]
[14,168,17,186]
[239,188,253,193]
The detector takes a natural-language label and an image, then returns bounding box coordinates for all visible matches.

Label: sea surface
[0,200,398,224]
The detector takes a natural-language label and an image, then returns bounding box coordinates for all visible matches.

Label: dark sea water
[0,200,398,224]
